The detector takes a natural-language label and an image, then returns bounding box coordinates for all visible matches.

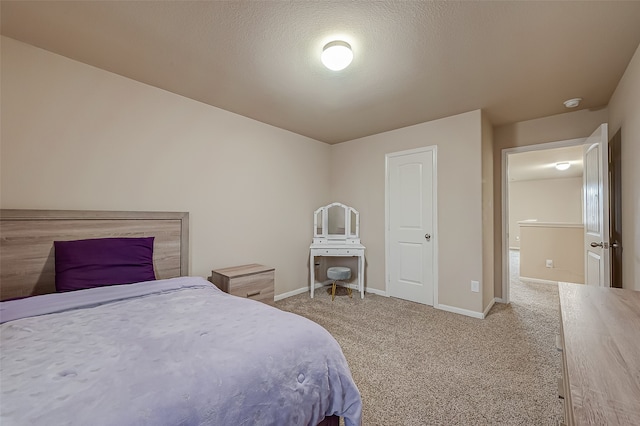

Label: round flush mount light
[555,162,571,171]
[321,40,353,71]
[563,98,582,108]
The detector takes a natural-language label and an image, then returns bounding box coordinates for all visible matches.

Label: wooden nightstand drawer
[210,264,275,305]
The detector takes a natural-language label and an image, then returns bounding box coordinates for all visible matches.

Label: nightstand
[210,264,275,305]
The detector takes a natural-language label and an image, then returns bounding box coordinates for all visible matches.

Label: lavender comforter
[0,277,362,426]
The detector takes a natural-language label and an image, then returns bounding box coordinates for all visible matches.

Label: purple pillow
[54,237,156,292]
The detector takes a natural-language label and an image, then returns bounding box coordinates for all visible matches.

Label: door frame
[384,145,438,305]
[609,129,622,287]
[501,137,586,303]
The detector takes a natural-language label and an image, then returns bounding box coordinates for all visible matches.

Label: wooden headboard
[0,210,189,301]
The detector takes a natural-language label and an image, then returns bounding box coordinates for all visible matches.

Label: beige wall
[519,224,584,284]
[508,177,583,249]
[330,110,486,314]
[0,36,332,296]
[1,37,491,315]
[608,43,640,291]
[481,113,494,312]
[5,31,634,309]
[493,107,609,299]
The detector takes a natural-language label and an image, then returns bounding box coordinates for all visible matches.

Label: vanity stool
[327,266,352,301]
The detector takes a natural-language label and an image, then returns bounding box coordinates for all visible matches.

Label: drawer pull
[247,290,262,298]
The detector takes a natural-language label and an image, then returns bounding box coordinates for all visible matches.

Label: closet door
[386,146,436,305]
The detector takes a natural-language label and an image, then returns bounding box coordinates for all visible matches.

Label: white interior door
[386,147,436,305]
[583,123,610,287]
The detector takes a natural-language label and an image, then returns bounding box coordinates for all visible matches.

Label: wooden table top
[211,263,274,278]
[558,283,640,425]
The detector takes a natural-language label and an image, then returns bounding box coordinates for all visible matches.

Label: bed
[0,210,362,426]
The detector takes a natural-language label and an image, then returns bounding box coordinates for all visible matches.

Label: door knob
[611,241,619,249]
[590,242,603,248]
[425,233,431,241]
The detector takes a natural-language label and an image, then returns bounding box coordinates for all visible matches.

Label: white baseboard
[519,276,558,285]
[436,303,484,319]
[274,287,310,301]
[275,281,345,301]
[278,287,487,318]
[494,297,506,303]
[275,282,387,301]
[483,298,496,317]
[363,287,387,297]
[334,283,388,297]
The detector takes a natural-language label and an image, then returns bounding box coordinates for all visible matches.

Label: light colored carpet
[275,251,562,425]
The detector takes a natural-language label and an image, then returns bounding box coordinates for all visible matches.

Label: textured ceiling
[2,1,640,144]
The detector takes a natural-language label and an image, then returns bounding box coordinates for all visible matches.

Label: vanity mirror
[313,202,360,244]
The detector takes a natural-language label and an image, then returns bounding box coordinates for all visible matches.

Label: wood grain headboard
[0,210,189,301]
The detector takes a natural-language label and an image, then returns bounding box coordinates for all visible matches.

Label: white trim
[483,298,496,317]
[502,148,509,304]
[494,297,506,304]
[436,303,484,319]
[384,145,439,307]
[275,283,387,301]
[433,148,439,307]
[519,276,559,285]
[324,280,389,297]
[276,281,329,301]
[501,137,587,305]
[337,282,389,297]
[363,287,388,297]
[275,287,310,301]
[436,299,496,319]
[518,222,583,228]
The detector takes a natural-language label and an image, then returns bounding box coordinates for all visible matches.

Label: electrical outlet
[471,280,480,292]
[546,259,553,268]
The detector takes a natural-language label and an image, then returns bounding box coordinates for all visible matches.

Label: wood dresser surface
[210,264,275,305]
[212,263,274,278]
[558,283,640,425]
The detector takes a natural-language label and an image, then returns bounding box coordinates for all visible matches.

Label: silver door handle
[590,242,603,248]
[425,233,431,241]
[611,241,619,249]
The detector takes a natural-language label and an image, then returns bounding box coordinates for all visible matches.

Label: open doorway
[501,138,586,303]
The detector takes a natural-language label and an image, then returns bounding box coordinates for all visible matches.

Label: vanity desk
[310,203,365,299]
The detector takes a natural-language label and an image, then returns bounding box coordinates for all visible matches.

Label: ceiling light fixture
[563,98,582,108]
[321,40,353,71]
[555,162,571,171]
